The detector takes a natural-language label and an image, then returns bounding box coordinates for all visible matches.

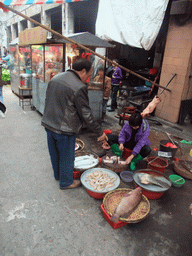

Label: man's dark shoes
[60,180,81,190]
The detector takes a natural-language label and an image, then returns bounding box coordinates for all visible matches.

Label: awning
[96,0,169,51]
[51,32,114,48]
[0,0,87,6]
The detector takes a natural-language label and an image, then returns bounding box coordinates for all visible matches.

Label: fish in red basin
[110,187,142,223]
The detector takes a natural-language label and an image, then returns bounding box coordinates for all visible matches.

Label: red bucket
[122,148,132,160]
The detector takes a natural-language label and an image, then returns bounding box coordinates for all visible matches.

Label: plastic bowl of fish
[169,174,185,187]
[74,152,100,172]
[133,169,172,199]
[80,168,120,199]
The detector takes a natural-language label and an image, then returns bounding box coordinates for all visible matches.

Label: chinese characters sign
[19,26,47,46]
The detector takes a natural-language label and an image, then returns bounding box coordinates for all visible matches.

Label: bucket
[147,156,169,173]
[122,148,132,159]
[160,140,178,157]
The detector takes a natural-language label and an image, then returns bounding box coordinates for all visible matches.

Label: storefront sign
[19,26,47,46]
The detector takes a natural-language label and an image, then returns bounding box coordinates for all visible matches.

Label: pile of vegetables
[1,68,10,82]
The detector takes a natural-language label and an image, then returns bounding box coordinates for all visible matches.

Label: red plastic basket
[73,170,82,179]
[101,204,127,229]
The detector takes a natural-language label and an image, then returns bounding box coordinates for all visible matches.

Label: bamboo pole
[1,3,171,92]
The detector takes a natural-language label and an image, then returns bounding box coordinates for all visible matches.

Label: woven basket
[101,155,128,173]
[103,188,150,223]
[75,138,85,154]
[173,160,192,180]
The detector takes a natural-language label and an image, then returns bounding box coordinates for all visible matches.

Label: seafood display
[110,187,143,223]
[103,188,150,223]
[102,155,126,165]
[85,170,117,192]
[74,154,99,170]
[138,173,170,189]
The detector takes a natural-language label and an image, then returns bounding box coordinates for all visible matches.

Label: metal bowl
[74,152,99,172]
[133,169,172,199]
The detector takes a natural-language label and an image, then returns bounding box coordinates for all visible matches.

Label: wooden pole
[0,3,171,92]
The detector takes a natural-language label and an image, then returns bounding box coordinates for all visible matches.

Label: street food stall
[9,27,113,119]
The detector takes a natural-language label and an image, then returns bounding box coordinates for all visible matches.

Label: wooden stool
[18,86,32,110]
[119,106,136,126]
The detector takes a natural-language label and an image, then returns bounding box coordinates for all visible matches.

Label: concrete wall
[156,16,192,123]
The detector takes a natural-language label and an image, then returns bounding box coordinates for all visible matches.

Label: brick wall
[156,17,192,123]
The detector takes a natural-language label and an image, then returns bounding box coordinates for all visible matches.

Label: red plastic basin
[86,189,106,199]
[134,183,164,200]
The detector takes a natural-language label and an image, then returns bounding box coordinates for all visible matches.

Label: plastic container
[73,170,82,179]
[160,140,178,157]
[169,174,185,187]
[86,189,107,199]
[103,129,112,135]
[134,183,164,199]
[120,171,133,183]
[100,204,127,229]
[122,148,132,159]
[190,147,192,157]
[147,156,169,173]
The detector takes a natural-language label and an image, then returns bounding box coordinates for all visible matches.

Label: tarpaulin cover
[1,0,87,6]
[96,0,169,50]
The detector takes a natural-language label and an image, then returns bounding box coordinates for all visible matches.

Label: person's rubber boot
[130,154,143,171]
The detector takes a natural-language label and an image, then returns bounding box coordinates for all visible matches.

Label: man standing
[94,65,111,120]
[108,60,123,112]
[41,59,107,189]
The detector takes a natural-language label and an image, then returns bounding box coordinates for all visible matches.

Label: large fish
[138,173,170,189]
[110,187,142,223]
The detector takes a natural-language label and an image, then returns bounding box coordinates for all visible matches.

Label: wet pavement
[0,85,192,256]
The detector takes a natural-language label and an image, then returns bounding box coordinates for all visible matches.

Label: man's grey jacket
[41,70,103,137]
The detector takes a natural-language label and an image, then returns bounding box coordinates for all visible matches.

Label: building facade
[1,0,192,125]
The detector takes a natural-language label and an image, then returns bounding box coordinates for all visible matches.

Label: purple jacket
[112,67,123,84]
[118,120,151,156]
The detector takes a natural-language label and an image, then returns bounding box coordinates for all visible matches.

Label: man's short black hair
[72,59,92,73]
[129,112,142,127]
[97,65,104,72]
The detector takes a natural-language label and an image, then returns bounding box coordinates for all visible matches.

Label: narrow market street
[0,85,192,256]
